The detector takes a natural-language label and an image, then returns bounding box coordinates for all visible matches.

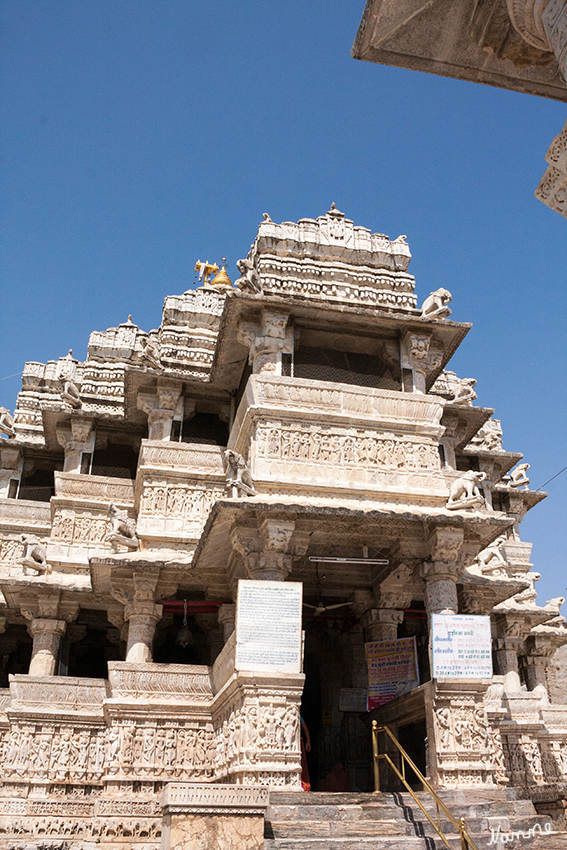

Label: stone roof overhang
[352,0,567,103]
[441,403,494,451]
[210,290,471,392]
[492,484,547,512]
[461,446,524,477]
[122,367,233,423]
[458,570,530,615]
[39,406,146,453]
[190,496,514,582]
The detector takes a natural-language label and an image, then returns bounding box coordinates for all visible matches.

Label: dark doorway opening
[397,719,427,789]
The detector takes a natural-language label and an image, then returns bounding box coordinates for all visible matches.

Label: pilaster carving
[422,527,464,615]
[237,309,291,374]
[56,417,95,473]
[137,379,182,441]
[230,519,310,582]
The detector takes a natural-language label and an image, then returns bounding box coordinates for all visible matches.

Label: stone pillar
[100,565,177,664]
[27,618,67,676]
[421,528,464,616]
[523,632,558,692]
[231,518,309,582]
[0,444,22,498]
[218,603,236,642]
[124,600,162,663]
[401,330,432,394]
[361,608,404,642]
[17,592,79,676]
[56,416,94,473]
[137,379,183,441]
[237,308,292,375]
[494,636,523,693]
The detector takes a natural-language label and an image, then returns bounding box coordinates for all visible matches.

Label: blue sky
[1,1,565,604]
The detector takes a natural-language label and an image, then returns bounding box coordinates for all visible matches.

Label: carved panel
[254,420,440,472]
[107,662,213,703]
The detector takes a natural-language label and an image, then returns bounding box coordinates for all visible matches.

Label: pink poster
[365,637,419,710]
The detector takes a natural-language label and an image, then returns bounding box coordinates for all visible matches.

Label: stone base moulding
[161,783,270,850]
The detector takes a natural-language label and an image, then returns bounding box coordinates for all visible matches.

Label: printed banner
[365,637,419,710]
[431,614,492,679]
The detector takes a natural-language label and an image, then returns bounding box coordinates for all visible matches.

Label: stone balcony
[0,498,51,577]
[229,375,449,504]
[48,472,136,569]
[135,441,225,546]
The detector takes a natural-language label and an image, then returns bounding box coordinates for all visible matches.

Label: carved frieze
[254,420,440,472]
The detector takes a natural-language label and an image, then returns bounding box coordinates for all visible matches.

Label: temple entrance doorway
[398,719,427,789]
[302,619,373,792]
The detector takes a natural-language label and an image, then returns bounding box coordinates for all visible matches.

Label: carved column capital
[230,519,309,582]
[236,309,291,375]
[421,528,464,615]
[137,379,182,441]
[361,607,404,642]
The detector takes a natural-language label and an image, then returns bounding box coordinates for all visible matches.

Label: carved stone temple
[1,207,567,847]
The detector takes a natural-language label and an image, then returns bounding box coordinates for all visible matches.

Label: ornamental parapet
[230,376,452,503]
[136,441,225,545]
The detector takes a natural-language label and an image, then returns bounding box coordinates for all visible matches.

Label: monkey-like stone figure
[105,504,139,551]
[19,534,49,574]
[421,288,452,320]
[234,258,262,294]
[225,449,256,498]
[0,407,15,438]
[446,470,486,510]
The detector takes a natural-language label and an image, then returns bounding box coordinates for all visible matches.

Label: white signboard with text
[235,580,303,673]
[431,614,492,679]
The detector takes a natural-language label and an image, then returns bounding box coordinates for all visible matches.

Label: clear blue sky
[1,1,565,604]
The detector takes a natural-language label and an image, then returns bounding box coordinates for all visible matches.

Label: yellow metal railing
[372,721,480,850]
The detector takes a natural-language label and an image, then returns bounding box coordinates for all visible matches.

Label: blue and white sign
[431,614,492,679]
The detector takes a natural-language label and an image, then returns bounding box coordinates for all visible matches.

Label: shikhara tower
[0,206,566,842]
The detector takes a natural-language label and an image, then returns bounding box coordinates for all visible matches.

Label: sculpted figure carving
[224,449,256,498]
[235,258,262,294]
[0,407,15,438]
[104,504,139,551]
[451,377,477,406]
[61,378,82,409]
[420,288,452,320]
[507,462,530,489]
[446,471,486,509]
[19,533,48,574]
[475,536,508,574]
[139,335,162,370]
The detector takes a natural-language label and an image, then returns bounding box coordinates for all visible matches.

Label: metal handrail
[372,721,480,850]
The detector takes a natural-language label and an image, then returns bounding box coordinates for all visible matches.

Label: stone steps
[264,790,565,850]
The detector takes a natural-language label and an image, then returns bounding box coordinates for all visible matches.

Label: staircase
[265,789,566,849]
